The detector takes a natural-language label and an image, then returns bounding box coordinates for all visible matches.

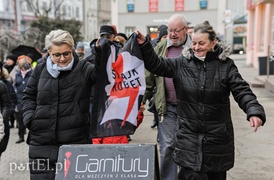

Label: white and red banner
[90,34,146,138]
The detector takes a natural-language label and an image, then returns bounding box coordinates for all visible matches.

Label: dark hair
[193,21,217,42]
[6,54,18,62]
[116,33,128,41]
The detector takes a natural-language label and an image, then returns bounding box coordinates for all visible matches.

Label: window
[76,7,79,18]
[125,27,135,37]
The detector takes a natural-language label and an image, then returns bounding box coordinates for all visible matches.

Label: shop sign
[175,0,184,11]
[149,0,158,12]
[55,144,159,180]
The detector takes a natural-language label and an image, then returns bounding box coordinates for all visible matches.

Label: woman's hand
[249,116,263,132]
[135,31,146,44]
[96,38,101,47]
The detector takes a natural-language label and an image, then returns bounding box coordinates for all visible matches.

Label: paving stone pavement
[0,54,274,180]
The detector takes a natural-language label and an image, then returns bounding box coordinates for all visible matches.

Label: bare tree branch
[25,0,40,17]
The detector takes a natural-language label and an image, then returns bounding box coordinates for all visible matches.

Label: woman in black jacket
[22,29,98,180]
[136,21,266,180]
[0,63,16,157]
[0,80,11,158]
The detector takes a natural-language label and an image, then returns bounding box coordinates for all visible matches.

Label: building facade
[82,0,111,41]
[0,0,83,30]
[112,0,247,47]
[246,0,274,68]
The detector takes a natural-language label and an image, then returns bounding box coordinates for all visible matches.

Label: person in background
[14,57,32,144]
[136,20,266,180]
[37,48,48,65]
[0,62,17,158]
[22,29,98,179]
[76,42,86,60]
[151,24,168,48]
[0,80,11,159]
[91,25,130,144]
[87,25,121,115]
[114,32,135,142]
[187,26,194,38]
[114,32,128,45]
[3,55,18,128]
[4,54,18,75]
[142,14,191,180]
[148,24,168,129]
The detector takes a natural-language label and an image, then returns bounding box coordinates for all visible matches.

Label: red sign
[149,0,158,12]
[175,0,184,11]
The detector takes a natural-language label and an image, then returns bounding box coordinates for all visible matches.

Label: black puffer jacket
[22,53,97,163]
[0,80,11,155]
[140,40,266,172]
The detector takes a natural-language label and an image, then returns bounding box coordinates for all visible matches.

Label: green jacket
[142,36,192,115]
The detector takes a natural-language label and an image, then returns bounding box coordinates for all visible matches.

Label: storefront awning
[234,14,247,24]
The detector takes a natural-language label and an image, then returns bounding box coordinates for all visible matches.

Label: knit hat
[99,25,116,36]
[116,33,128,41]
[6,54,18,62]
[76,42,85,50]
[158,25,168,40]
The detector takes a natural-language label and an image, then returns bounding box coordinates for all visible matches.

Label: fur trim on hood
[182,41,232,61]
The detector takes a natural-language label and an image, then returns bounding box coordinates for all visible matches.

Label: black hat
[158,25,168,40]
[116,33,128,40]
[6,54,18,62]
[158,24,168,32]
[100,25,115,36]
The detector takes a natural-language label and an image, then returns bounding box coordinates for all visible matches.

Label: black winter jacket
[14,70,32,111]
[0,80,11,155]
[22,54,97,163]
[139,40,266,172]
[0,80,11,120]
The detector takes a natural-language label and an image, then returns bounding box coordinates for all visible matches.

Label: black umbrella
[11,45,42,62]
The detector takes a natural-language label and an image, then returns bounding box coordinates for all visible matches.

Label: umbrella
[11,45,42,62]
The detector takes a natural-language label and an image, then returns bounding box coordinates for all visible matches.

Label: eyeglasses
[168,26,186,34]
[51,51,72,59]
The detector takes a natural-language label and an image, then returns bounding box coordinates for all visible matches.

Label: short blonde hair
[45,29,75,50]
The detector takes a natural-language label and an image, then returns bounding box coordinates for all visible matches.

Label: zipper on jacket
[203,62,206,72]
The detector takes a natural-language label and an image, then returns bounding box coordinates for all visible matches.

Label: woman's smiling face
[191,31,216,57]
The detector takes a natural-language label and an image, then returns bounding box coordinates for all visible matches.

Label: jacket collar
[182,41,231,61]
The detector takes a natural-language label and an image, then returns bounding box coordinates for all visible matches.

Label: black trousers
[178,167,227,180]
[9,113,15,126]
[14,111,26,139]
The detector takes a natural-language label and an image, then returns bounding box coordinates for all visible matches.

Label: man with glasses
[142,14,192,180]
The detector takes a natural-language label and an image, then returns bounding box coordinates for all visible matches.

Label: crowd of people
[0,13,266,180]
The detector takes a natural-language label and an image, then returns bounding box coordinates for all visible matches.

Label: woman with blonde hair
[22,29,98,179]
